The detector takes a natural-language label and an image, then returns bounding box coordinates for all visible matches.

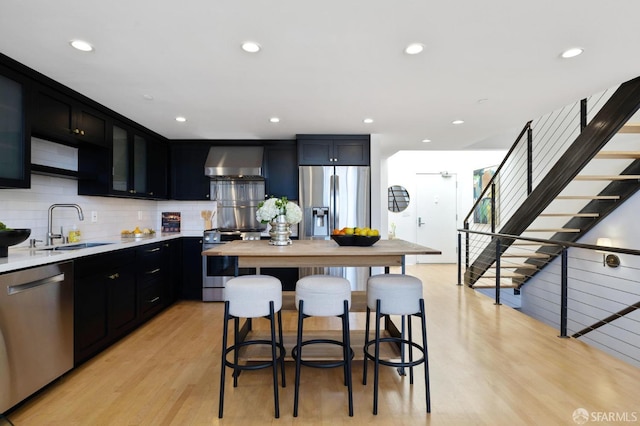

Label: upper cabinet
[31,85,107,148]
[297,134,370,166]
[264,141,298,200]
[170,142,212,200]
[0,65,30,188]
[78,122,168,199]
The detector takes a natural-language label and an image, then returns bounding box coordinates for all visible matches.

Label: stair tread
[619,123,640,133]
[574,175,640,180]
[489,264,538,269]
[511,242,556,246]
[502,253,550,258]
[472,282,520,289]
[595,151,640,159]
[556,195,620,200]
[538,213,599,217]
[524,228,581,232]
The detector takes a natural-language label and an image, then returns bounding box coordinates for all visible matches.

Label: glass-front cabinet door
[112,125,129,192]
[0,70,29,188]
[133,134,147,195]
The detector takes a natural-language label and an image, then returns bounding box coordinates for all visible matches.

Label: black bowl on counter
[0,228,31,257]
[331,234,380,247]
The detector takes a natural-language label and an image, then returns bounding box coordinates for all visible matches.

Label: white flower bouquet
[256,196,302,224]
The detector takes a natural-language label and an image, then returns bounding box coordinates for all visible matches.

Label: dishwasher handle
[7,273,65,295]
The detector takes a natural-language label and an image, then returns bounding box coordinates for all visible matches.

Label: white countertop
[0,232,195,274]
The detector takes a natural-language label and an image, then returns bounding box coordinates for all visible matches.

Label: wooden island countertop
[202,238,441,268]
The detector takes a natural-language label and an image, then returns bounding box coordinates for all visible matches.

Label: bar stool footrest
[363,337,426,368]
[225,339,286,372]
[292,339,354,369]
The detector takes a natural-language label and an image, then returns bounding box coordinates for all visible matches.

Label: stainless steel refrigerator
[299,165,371,290]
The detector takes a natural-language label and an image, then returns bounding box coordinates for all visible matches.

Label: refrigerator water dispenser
[312,207,329,236]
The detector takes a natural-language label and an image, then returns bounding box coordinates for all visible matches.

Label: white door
[416,173,458,263]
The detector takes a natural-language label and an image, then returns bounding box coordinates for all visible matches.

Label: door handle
[418,217,425,227]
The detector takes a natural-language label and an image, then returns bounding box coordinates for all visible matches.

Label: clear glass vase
[269,214,292,246]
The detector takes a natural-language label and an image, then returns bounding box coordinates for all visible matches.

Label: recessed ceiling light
[175,116,187,123]
[241,41,261,53]
[363,118,374,124]
[560,47,584,59]
[69,40,94,52]
[404,43,425,55]
[452,119,464,125]
[269,117,280,123]
[422,139,432,143]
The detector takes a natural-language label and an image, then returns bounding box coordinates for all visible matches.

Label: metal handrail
[458,228,640,257]
[463,121,532,224]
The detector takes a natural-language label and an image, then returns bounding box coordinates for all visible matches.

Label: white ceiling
[2,0,640,157]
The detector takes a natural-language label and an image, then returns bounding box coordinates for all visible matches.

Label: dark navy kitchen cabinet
[181,237,204,300]
[74,249,137,365]
[31,84,107,148]
[136,242,165,320]
[170,142,212,200]
[297,134,370,166]
[78,122,169,200]
[0,64,30,189]
[264,141,298,200]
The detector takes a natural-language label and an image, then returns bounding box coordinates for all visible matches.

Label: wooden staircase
[465,77,640,289]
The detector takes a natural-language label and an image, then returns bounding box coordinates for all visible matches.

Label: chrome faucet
[47,204,84,246]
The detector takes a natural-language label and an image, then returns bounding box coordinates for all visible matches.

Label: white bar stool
[218,275,286,419]
[292,275,354,417]
[363,273,431,415]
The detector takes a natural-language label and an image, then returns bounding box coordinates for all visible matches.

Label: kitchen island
[202,238,440,270]
[203,238,441,362]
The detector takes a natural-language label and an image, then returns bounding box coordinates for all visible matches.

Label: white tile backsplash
[0,174,216,246]
[31,137,78,171]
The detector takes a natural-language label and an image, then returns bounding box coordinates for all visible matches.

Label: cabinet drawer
[136,243,163,278]
[140,279,162,317]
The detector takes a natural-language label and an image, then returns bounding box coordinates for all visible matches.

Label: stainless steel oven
[202,229,261,301]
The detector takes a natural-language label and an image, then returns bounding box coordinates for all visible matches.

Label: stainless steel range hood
[204,146,264,177]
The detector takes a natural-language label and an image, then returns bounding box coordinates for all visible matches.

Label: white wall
[385,150,507,264]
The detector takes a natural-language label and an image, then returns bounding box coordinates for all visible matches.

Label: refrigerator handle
[334,174,339,229]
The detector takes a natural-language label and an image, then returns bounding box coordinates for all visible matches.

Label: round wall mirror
[388,185,410,212]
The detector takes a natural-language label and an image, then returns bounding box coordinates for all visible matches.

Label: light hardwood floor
[6,264,640,425]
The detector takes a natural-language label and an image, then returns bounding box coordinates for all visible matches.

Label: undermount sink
[39,242,113,251]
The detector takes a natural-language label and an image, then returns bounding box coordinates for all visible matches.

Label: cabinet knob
[80,130,85,136]
[108,273,120,280]
[129,190,136,194]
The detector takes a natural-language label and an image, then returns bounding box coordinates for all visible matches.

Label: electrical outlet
[91,211,98,222]
[138,210,143,220]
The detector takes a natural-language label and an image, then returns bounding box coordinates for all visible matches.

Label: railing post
[457,232,462,286]
[580,98,587,131]
[559,247,569,338]
[490,183,496,234]
[494,237,501,305]
[527,125,533,195]
[464,221,469,271]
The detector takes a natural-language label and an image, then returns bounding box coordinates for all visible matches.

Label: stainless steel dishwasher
[0,262,73,413]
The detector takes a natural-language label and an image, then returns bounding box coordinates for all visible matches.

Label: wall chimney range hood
[204,146,264,177]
